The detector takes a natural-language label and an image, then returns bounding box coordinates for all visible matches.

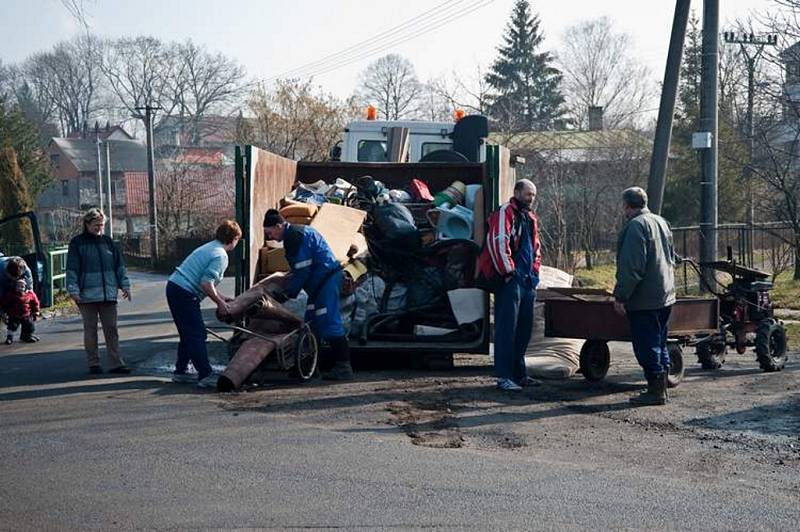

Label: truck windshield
[357,140,387,162]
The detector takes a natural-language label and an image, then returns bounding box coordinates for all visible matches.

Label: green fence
[45,246,69,307]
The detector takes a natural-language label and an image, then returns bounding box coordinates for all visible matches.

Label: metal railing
[46,246,69,307]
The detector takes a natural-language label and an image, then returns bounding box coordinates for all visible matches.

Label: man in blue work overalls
[263,209,353,380]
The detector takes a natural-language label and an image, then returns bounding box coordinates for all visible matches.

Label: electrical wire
[268,0,463,80]
[261,0,494,83]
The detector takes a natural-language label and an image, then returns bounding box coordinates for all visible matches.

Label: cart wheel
[579,340,610,382]
[294,325,318,382]
[696,337,726,370]
[756,319,787,372]
[666,343,684,388]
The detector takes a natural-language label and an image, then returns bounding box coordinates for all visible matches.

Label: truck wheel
[696,338,726,370]
[579,340,610,382]
[666,343,684,388]
[755,319,787,372]
[294,326,318,383]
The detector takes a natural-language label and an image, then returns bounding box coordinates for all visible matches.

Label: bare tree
[239,79,353,161]
[99,36,185,130]
[557,17,654,130]
[173,40,247,143]
[21,35,101,135]
[358,54,420,120]
[430,63,493,116]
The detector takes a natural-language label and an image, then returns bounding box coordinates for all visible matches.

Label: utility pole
[648,0,691,215]
[722,31,778,266]
[105,141,113,237]
[135,104,162,266]
[699,0,719,290]
[94,123,104,212]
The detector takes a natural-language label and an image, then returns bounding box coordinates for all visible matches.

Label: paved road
[1,272,797,530]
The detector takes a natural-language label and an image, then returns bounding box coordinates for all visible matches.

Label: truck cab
[339,112,489,163]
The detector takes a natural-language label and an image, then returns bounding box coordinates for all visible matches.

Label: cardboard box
[309,203,367,263]
[260,247,290,273]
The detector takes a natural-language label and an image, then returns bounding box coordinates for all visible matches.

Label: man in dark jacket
[66,208,131,374]
[613,187,676,405]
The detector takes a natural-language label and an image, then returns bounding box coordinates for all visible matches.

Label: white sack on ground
[525,266,583,379]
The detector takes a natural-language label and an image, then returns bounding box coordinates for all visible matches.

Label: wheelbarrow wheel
[294,325,318,383]
[666,343,684,388]
[579,340,610,382]
[756,319,787,372]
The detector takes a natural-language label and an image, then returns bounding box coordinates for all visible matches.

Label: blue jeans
[166,281,212,380]
[626,306,672,379]
[494,273,536,381]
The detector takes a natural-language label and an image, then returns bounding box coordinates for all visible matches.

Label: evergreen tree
[0,96,52,200]
[486,0,564,131]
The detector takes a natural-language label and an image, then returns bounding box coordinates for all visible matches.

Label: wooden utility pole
[699,0,719,290]
[135,104,161,266]
[648,0,691,215]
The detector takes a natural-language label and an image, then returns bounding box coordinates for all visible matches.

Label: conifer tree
[486,0,564,131]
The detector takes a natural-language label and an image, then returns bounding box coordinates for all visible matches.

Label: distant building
[40,127,147,240]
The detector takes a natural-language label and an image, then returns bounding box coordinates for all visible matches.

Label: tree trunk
[584,249,594,270]
[794,237,800,281]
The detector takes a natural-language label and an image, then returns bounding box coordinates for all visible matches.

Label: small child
[1,280,40,344]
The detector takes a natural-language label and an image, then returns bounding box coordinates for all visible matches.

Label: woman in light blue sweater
[166,220,241,388]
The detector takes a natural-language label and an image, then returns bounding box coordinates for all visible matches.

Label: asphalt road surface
[1,271,798,530]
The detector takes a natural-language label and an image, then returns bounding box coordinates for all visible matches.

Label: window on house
[61,180,69,196]
[50,153,60,167]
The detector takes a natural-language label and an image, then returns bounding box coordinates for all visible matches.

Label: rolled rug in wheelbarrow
[219,272,290,321]
[218,335,281,392]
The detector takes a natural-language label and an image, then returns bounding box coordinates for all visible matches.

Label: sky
[0,0,777,105]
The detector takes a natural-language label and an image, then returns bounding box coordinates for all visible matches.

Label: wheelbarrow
[207,323,318,392]
[543,288,719,386]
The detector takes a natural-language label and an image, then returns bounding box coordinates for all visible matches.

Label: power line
[262,0,494,83]
[269,0,463,80]
[299,0,494,79]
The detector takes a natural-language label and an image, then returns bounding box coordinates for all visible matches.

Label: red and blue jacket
[478,197,541,280]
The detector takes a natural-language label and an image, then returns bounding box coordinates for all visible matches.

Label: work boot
[629,374,667,406]
[322,361,354,381]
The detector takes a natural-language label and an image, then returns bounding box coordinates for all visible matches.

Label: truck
[235,113,516,365]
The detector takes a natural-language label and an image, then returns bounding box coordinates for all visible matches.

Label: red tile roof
[124,166,234,218]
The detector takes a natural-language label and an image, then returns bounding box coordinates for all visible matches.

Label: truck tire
[667,343,685,388]
[755,319,787,372]
[696,338,726,370]
[579,340,610,382]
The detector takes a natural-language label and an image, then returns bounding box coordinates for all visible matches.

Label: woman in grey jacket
[66,208,131,375]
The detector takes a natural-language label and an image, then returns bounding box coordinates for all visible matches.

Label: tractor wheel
[667,343,685,388]
[755,319,787,372]
[579,340,610,382]
[294,326,319,383]
[696,338,726,370]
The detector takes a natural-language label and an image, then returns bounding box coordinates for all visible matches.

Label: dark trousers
[626,306,672,379]
[494,274,536,381]
[166,281,212,380]
[7,316,34,339]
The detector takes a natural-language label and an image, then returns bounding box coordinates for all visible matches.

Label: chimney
[588,106,604,131]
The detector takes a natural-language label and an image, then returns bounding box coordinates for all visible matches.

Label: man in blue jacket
[263,209,352,380]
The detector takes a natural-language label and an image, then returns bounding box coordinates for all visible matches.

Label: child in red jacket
[1,280,40,344]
